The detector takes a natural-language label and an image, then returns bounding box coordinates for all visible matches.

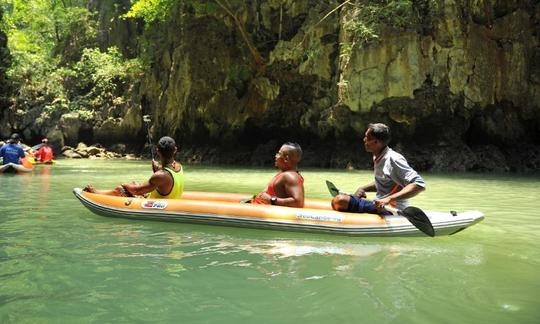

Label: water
[1,160,539,323]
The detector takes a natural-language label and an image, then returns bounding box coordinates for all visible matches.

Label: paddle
[325,180,435,237]
[240,195,256,203]
[31,143,45,151]
[143,115,154,160]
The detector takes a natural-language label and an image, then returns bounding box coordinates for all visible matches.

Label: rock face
[3,0,540,171]
[116,0,538,171]
[339,1,538,140]
[61,142,130,160]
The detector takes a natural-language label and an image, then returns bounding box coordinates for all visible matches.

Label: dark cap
[157,136,176,151]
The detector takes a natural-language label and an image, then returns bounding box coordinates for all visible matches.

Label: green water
[1,160,539,323]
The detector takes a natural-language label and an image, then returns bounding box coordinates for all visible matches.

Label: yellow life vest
[149,165,184,199]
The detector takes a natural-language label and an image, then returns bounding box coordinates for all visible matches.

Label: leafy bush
[68,47,143,108]
[2,0,99,111]
[54,6,98,64]
[344,0,439,47]
[4,1,142,115]
[122,0,176,24]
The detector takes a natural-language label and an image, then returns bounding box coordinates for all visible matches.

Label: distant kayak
[30,158,56,165]
[0,162,33,173]
[73,188,485,237]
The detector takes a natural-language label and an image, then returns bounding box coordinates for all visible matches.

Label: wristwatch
[270,196,277,205]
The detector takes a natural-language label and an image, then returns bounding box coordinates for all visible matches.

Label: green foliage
[1,0,143,119]
[123,0,248,24]
[339,42,353,59]
[304,46,322,61]
[123,0,176,24]
[2,0,97,96]
[227,64,251,83]
[53,6,98,63]
[1,0,56,60]
[8,49,63,104]
[345,19,378,45]
[344,0,439,47]
[69,47,143,106]
[191,2,219,16]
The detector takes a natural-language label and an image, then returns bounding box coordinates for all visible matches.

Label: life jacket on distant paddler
[35,145,54,162]
[149,165,184,199]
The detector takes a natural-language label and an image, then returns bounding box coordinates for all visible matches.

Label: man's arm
[375,154,426,207]
[374,183,425,207]
[278,173,304,208]
[121,171,171,196]
[354,182,376,197]
[121,181,156,196]
[257,173,304,207]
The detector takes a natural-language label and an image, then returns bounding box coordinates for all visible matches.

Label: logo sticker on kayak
[296,213,343,223]
[141,200,168,209]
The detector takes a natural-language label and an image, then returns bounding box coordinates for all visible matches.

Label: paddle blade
[21,158,33,169]
[31,143,45,151]
[240,195,256,203]
[325,180,340,197]
[402,206,435,237]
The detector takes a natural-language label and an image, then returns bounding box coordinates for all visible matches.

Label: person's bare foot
[83,184,97,193]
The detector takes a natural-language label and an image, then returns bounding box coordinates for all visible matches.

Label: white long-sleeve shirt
[373,147,425,209]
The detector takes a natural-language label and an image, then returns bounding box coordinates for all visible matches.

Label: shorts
[348,196,392,215]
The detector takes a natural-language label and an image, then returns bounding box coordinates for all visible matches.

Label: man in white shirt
[331,123,425,214]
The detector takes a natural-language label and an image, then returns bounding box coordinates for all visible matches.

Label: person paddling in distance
[84,136,184,199]
[331,123,425,214]
[34,138,54,163]
[252,142,305,208]
[0,133,25,166]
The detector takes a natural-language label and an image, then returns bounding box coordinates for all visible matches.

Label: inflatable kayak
[0,162,33,173]
[25,156,55,165]
[31,160,55,165]
[73,188,484,237]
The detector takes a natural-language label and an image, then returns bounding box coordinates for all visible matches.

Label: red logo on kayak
[141,200,168,209]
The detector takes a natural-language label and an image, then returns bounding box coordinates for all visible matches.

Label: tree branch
[294,0,352,51]
[214,0,265,68]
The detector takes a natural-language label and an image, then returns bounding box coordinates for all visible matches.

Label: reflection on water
[0,160,539,323]
[158,233,442,259]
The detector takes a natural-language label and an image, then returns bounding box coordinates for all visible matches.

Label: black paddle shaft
[143,115,154,160]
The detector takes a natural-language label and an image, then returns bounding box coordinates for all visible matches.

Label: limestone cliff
[3,0,539,171]
[106,0,537,171]
[334,0,540,170]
